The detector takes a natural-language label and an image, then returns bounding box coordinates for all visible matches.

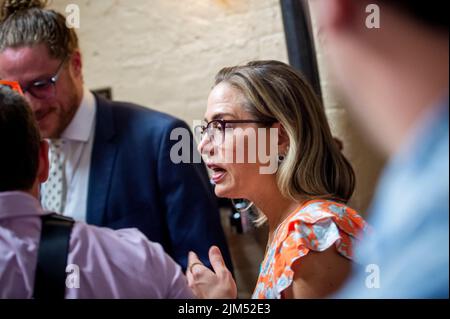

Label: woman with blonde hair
[187,60,369,299]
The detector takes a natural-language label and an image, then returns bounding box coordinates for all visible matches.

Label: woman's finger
[187,251,203,272]
[209,246,229,277]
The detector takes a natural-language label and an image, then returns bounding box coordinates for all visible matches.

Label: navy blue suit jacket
[86,94,233,271]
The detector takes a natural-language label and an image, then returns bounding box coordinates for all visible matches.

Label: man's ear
[37,140,49,184]
[69,49,83,78]
[272,122,290,154]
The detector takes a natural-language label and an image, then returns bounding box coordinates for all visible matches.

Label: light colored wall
[52,0,288,129]
[51,0,383,215]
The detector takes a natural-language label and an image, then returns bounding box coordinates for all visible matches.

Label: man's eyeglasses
[0,80,24,95]
[195,119,275,145]
[21,57,67,100]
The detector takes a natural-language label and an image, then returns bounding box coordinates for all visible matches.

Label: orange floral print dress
[252,199,369,299]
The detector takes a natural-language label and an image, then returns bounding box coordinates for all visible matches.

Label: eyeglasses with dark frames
[21,56,68,100]
[195,119,275,145]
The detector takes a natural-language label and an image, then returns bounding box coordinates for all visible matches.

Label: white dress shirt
[41,89,96,222]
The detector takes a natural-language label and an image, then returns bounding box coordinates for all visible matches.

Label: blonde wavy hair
[214,60,355,223]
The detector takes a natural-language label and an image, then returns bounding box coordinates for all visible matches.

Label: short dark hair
[0,85,41,192]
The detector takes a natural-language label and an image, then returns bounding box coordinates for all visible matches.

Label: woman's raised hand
[186,246,237,299]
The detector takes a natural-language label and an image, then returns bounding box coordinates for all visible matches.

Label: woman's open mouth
[207,163,227,184]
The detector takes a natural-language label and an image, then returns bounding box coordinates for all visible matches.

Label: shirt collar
[61,89,96,143]
[0,191,44,220]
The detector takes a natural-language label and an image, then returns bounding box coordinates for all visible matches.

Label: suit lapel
[86,94,118,226]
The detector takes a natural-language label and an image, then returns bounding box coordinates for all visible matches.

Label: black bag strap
[33,213,75,299]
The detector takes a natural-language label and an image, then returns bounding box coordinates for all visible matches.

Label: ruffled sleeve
[270,200,369,297]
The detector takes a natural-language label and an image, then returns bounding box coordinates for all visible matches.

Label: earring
[278,145,289,163]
